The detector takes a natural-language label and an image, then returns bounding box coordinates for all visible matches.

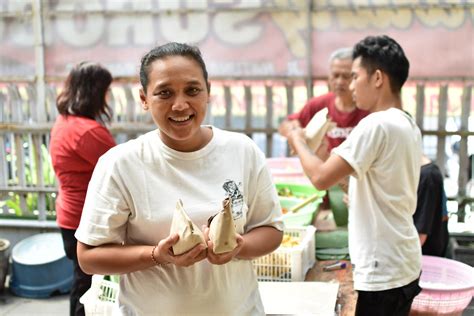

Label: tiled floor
[0,288,473,315]
[0,290,68,316]
[464,300,474,316]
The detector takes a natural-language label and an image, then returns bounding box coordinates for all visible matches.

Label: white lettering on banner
[337,8,412,30]
[207,61,275,76]
[107,0,153,46]
[269,7,307,58]
[415,7,466,28]
[159,0,209,44]
[214,11,263,44]
[212,0,235,4]
[105,62,138,77]
[287,60,303,76]
[2,0,470,49]
[55,0,105,47]
[327,127,353,139]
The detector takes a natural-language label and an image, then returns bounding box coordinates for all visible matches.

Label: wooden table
[306,208,357,316]
[305,260,357,316]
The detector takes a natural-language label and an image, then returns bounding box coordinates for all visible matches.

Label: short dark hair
[139,42,210,94]
[56,61,113,123]
[352,35,409,93]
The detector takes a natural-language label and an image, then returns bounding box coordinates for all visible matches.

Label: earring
[143,105,149,110]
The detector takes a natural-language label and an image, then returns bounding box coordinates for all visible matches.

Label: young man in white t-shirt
[287,35,422,316]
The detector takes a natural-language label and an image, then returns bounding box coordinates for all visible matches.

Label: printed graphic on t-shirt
[326,126,353,139]
[222,180,243,219]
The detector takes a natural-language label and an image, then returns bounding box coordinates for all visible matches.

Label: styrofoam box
[253,225,316,282]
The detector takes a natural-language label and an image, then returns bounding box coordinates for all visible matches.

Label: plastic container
[328,185,348,227]
[315,229,348,249]
[267,157,304,176]
[0,238,10,293]
[253,225,316,282]
[276,183,325,226]
[280,196,322,226]
[411,255,474,316]
[80,274,120,316]
[276,182,326,200]
[266,158,310,184]
[10,233,73,298]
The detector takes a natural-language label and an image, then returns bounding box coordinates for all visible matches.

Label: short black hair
[352,35,409,93]
[139,42,210,94]
[56,61,113,123]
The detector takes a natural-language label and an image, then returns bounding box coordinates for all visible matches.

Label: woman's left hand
[203,227,244,265]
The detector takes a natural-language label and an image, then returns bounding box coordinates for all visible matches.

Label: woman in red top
[50,62,116,316]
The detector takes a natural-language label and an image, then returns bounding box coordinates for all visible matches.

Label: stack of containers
[266,157,310,185]
[253,158,325,281]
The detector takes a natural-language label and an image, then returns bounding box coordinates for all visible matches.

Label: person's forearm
[77,242,155,275]
[279,120,301,138]
[292,137,325,187]
[236,226,283,260]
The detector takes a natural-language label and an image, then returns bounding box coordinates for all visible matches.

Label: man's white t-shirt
[75,127,283,315]
[333,108,422,291]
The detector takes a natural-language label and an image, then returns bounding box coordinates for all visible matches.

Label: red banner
[0,0,472,79]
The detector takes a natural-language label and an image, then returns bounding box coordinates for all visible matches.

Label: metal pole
[305,0,314,100]
[32,0,47,222]
[32,0,46,124]
[457,84,472,222]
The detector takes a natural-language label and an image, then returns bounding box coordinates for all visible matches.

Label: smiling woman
[138,46,211,152]
[74,42,284,315]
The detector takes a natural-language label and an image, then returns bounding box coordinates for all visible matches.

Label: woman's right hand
[153,233,207,267]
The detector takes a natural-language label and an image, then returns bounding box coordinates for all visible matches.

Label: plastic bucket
[10,232,73,298]
[0,238,10,293]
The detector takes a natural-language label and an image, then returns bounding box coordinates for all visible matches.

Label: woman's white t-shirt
[75,127,283,315]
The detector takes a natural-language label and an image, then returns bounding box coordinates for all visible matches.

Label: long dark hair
[56,61,113,123]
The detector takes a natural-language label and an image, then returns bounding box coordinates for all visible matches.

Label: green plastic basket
[280,197,321,226]
[276,183,326,200]
[276,183,326,226]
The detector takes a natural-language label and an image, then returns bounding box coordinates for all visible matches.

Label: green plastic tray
[316,248,350,260]
[280,197,321,226]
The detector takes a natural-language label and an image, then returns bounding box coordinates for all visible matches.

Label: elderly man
[279,47,369,160]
